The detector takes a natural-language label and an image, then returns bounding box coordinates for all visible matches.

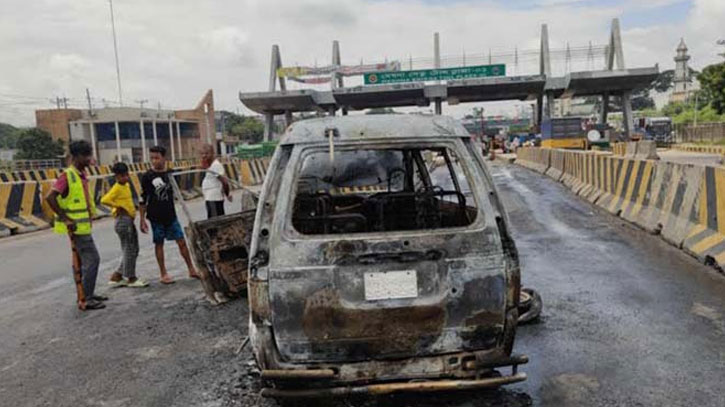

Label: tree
[14,128,65,160]
[219,111,266,143]
[697,62,725,114]
[631,93,656,111]
[0,122,20,149]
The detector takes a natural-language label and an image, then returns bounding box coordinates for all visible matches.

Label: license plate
[364,270,418,301]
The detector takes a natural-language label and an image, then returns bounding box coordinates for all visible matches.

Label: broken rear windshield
[291,147,477,235]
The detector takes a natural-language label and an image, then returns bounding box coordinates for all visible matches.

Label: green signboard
[364,64,506,85]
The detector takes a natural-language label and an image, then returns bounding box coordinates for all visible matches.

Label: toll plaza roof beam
[554,66,659,97]
[333,83,428,110]
[239,90,330,115]
[447,75,546,103]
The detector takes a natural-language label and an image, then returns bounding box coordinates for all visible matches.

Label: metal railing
[0,159,63,171]
[674,122,725,144]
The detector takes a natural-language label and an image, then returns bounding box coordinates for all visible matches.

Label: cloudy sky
[0,0,723,126]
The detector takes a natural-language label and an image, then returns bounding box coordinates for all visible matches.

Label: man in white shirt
[200,144,232,218]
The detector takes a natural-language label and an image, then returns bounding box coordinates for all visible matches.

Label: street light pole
[109,0,123,106]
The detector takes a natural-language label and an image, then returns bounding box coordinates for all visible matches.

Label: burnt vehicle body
[248,115,525,397]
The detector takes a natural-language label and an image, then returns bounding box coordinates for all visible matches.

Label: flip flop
[108,280,128,288]
[127,279,149,288]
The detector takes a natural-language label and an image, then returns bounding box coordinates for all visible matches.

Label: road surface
[1,164,725,406]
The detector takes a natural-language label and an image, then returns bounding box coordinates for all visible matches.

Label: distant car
[248,114,527,398]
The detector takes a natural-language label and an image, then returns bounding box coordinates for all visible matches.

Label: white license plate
[363,270,418,301]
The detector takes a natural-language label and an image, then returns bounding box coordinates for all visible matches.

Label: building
[36,90,215,164]
[669,38,698,103]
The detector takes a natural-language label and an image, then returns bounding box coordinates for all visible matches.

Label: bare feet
[188,272,200,280]
[160,274,175,284]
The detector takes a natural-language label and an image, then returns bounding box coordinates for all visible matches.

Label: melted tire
[517,288,542,325]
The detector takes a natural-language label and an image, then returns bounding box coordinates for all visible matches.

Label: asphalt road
[1,164,725,406]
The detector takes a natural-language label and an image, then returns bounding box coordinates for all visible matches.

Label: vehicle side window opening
[291,147,478,235]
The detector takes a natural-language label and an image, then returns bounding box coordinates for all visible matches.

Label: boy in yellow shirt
[101,163,148,288]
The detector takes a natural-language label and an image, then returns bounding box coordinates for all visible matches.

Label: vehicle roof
[279,114,470,145]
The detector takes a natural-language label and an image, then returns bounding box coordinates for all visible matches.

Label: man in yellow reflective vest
[46,140,106,310]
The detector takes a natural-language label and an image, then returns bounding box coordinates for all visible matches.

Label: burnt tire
[517,288,542,325]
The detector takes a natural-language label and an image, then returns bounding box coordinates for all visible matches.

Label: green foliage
[697,62,725,114]
[637,108,659,118]
[661,101,688,117]
[220,111,265,143]
[631,93,656,111]
[0,122,21,149]
[14,128,65,160]
[671,105,725,124]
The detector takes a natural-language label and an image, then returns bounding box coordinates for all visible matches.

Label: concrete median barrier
[514,146,724,271]
[612,142,626,156]
[682,166,725,269]
[515,147,551,174]
[634,141,659,160]
[0,182,46,235]
[544,149,567,181]
[673,144,725,157]
[240,159,269,186]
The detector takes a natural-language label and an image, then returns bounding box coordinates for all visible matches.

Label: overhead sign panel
[276,62,401,78]
[364,64,506,85]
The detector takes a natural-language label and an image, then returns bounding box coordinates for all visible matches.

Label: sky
[0,0,723,127]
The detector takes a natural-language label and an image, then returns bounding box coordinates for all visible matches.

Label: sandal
[108,280,128,288]
[127,279,149,288]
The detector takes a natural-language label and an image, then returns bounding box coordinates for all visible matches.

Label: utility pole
[55,96,69,109]
[135,99,148,110]
[86,88,98,161]
[718,40,725,59]
[108,0,123,106]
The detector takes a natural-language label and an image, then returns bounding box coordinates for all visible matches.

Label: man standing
[200,144,231,219]
[139,145,199,284]
[46,140,106,310]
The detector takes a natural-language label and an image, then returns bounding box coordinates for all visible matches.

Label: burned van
[248,115,526,397]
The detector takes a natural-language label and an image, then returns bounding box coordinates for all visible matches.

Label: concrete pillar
[114,121,122,163]
[434,33,440,69]
[168,121,176,161]
[607,18,625,70]
[600,93,610,124]
[284,111,293,128]
[176,121,182,159]
[264,113,273,142]
[89,122,98,162]
[621,91,634,140]
[140,119,146,163]
[332,40,344,89]
[544,91,554,120]
[536,95,544,127]
[220,141,227,157]
[263,45,281,141]
[434,99,442,115]
[540,24,551,77]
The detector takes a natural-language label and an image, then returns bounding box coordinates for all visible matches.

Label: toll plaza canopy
[239,68,658,115]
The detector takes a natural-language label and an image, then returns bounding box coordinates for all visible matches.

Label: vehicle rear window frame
[282,140,486,240]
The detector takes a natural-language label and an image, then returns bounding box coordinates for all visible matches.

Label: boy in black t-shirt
[139,145,199,284]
